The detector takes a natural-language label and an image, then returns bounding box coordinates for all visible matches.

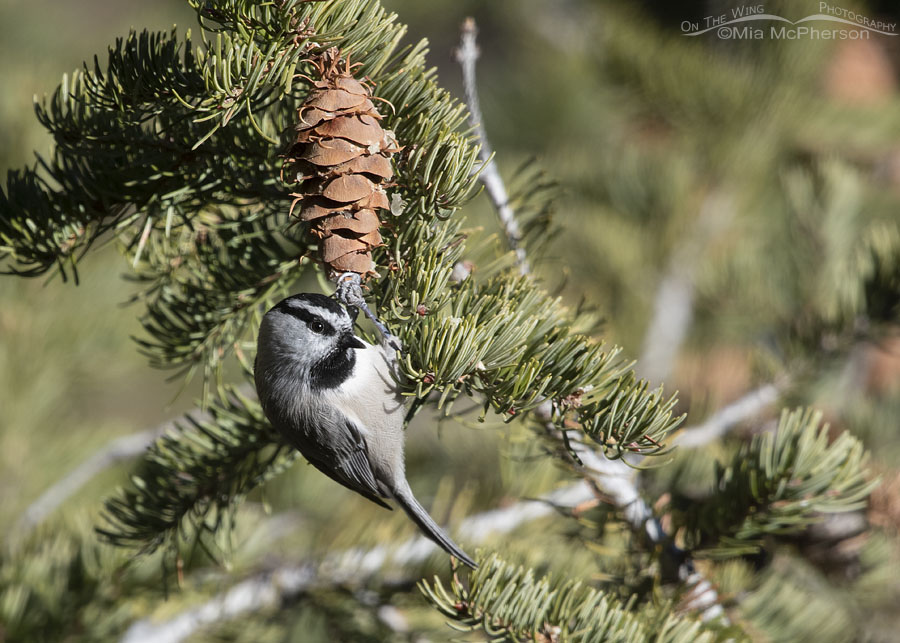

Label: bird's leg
[335,272,402,357]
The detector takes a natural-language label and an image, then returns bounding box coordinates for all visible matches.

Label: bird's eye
[309,320,325,334]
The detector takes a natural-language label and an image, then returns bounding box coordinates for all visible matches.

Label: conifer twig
[536,404,660,539]
[120,483,594,643]
[535,403,726,622]
[15,418,195,534]
[16,383,253,534]
[637,189,733,383]
[121,563,317,643]
[455,17,529,274]
[673,380,785,448]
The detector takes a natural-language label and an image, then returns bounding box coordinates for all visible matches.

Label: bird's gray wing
[291,414,392,511]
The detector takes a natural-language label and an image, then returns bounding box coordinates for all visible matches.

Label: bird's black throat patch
[310,344,356,389]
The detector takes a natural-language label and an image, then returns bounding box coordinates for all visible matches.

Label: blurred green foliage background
[0,0,197,531]
[2,0,900,640]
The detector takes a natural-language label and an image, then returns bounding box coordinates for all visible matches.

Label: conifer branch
[420,554,720,642]
[678,407,876,557]
[448,17,677,455]
[120,483,595,643]
[535,406,728,623]
[97,387,297,553]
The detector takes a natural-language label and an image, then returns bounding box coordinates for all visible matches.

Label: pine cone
[284,48,398,277]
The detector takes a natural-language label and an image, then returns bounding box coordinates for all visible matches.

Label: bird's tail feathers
[392,486,477,569]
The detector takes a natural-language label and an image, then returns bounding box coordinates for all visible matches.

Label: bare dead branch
[455,17,529,274]
[15,421,182,534]
[16,383,255,534]
[637,189,734,384]
[674,381,785,448]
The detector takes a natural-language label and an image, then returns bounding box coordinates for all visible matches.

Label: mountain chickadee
[254,293,476,568]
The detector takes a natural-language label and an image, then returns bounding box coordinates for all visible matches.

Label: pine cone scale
[313,116,384,146]
[322,175,376,202]
[305,88,367,112]
[299,138,364,165]
[333,154,392,179]
[320,208,379,233]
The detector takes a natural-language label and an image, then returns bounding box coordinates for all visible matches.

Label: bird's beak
[342,333,366,350]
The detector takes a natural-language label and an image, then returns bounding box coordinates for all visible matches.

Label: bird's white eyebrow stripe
[275,304,336,335]
[278,300,349,331]
[307,306,345,327]
[280,298,343,318]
